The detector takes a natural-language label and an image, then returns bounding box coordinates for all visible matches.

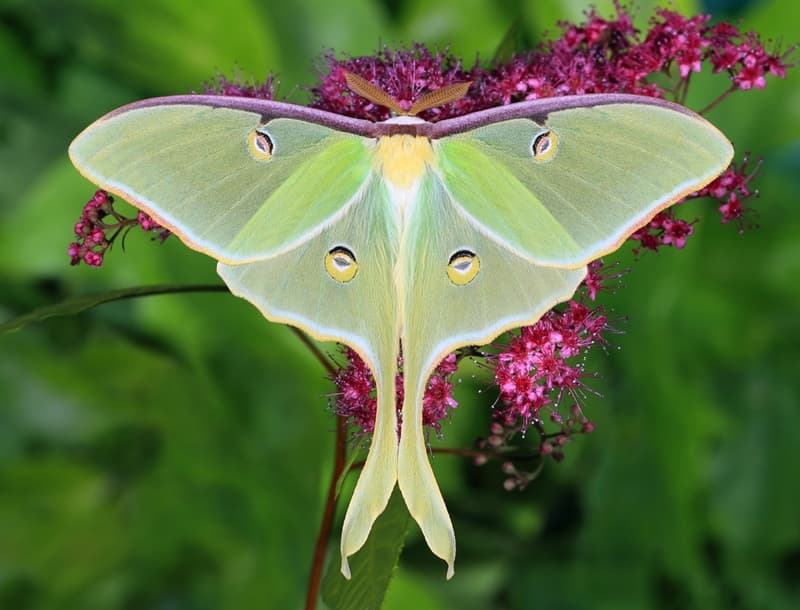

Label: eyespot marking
[248,130,273,160]
[531,130,558,162]
[325,246,358,283]
[447,250,480,286]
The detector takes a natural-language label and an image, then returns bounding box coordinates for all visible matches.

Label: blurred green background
[1,0,798,608]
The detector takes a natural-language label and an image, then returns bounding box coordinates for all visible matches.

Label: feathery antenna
[344,71,472,117]
[407,82,472,116]
[344,72,405,115]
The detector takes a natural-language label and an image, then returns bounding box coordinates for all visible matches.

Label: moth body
[68,91,733,581]
[375,134,435,191]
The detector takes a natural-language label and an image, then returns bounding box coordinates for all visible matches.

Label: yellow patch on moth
[375,135,435,189]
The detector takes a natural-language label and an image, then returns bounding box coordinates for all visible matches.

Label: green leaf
[321,489,410,610]
[0,284,227,335]
[334,446,367,500]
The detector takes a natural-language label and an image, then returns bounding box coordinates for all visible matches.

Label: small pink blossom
[660,217,695,249]
[67,190,171,267]
[630,210,698,255]
[582,260,625,301]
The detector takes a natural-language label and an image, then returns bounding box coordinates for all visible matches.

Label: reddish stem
[287,327,343,609]
[304,406,347,610]
[698,84,736,115]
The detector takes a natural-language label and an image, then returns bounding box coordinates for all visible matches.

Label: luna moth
[68,73,733,579]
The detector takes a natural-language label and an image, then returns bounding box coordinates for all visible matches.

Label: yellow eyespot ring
[248,130,273,160]
[531,130,558,162]
[447,250,480,286]
[325,246,358,283]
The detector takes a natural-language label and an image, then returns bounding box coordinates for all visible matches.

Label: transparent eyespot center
[531,130,558,162]
[447,250,480,285]
[325,246,358,283]
[248,130,273,160]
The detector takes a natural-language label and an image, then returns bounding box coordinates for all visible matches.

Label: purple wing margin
[103,95,379,137]
[100,92,703,139]
[430,93,703,138]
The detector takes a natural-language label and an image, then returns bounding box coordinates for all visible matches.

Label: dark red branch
[304,410,347,610]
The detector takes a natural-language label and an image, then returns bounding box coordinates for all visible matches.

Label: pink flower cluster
[311,6,791,118]
[466,267,617,473]
[311,44,477,122]
[331,347,458,435]
[68,190,170,267]
[693,155,762,231]
[492,299,608,432]
[705,23,789,89]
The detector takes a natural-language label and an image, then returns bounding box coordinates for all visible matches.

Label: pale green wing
[69,104,371,264]
[397,102,731,577]
[217,174,402,579]
[69,99,401,578]
[436,103,734,267]
[397,172,586,578]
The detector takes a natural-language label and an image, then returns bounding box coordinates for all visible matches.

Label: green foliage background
[1,0,798,608]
